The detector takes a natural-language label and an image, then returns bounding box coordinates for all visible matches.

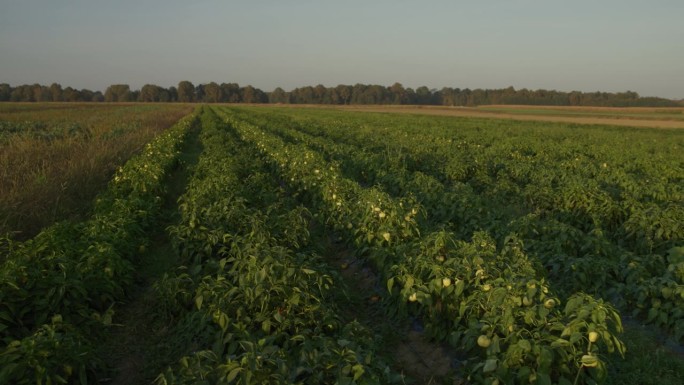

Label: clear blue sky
[1,0,683,99]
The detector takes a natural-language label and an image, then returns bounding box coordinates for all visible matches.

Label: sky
[1,0,683,99]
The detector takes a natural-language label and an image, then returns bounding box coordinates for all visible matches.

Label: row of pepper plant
[154,108,400,384]
[237,107,683,342]
[217,106,626,385]
[0,110,199,384]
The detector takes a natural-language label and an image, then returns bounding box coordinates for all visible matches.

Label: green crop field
[1,105,682,385]
[476,106,684,122]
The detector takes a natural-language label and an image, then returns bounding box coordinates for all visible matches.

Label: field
[335,105,684,129]
[1,105,683,385]
[0,103,194,239]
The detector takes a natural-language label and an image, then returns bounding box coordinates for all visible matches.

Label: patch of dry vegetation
[0,103,194,239]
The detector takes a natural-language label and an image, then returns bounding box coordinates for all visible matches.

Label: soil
[103,123,203,385]
[324,236,461,384]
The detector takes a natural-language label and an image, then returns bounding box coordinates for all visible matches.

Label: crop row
[0,110,199,384]
[217,107,625,385]
[265,108,683,257]
[154,108,399,384]
[230,107,683,342]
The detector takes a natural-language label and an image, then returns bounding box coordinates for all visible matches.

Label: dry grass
[0,103,194,239]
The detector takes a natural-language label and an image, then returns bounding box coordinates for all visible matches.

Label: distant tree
[439,87,456,106]
[140,84,163,102]
[462,88,488,106]
[221,83,241,103]
[195,84,205,103]
[158,87,171,102]
[405,87,416,104]
[50,83,63,101]
[269,87,288,104]
[203,82,222,103]
[177,81,195,102]
[364,85,388,104]
[0,81,678,107]
[350,84,367,104]
[62,87,78,102]
[291,86,314,104]
[388,82,407,104]
[415,86,432,105]
[313,84,328,103]
[453,88,467,106]
[167,86,178,102]
[327,87,340,104]
[36,84,53,102]
[255,88,268,103]
[568,91,581,106]
[8,87,21,102]
[241,85,266,103]
[104,84,131,102]
[0,83,11,101]
[10,85,33,102]
[92,91,105,102]
[79,88,95,102]
[335,85,352,105]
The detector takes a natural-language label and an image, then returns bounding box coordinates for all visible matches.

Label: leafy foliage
[0,110,198,384]
[3,104,681,384]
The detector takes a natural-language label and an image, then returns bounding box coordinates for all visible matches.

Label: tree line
[0,81,680,107]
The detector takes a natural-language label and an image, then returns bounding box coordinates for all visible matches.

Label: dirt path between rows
[322,235,462,384]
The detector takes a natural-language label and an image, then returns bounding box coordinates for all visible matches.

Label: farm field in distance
[1,104,682,385]
[333,104,684,129]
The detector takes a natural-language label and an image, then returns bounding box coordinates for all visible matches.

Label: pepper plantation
[1,105,682,385]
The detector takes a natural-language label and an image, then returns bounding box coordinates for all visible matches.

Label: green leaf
[180,357,189,368]
[536,372,552,385]
[387,277,395,292]
[564,295,582,314]
[538,347,553,370]
[226,367,242,383]
[455,279,465,297]
[289,293,300,306]
[404,276,414,290]
[459,300,467,317]
[290,335,306,342]
[581,354,599,367]
[483,358,497,373]
[570,332,582,344]
[195,295,203,310]
[551,338,570,348]
[667,246,684,264]
[518,339,532,352]
[218,312,229,331]
[352,364,365,380]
